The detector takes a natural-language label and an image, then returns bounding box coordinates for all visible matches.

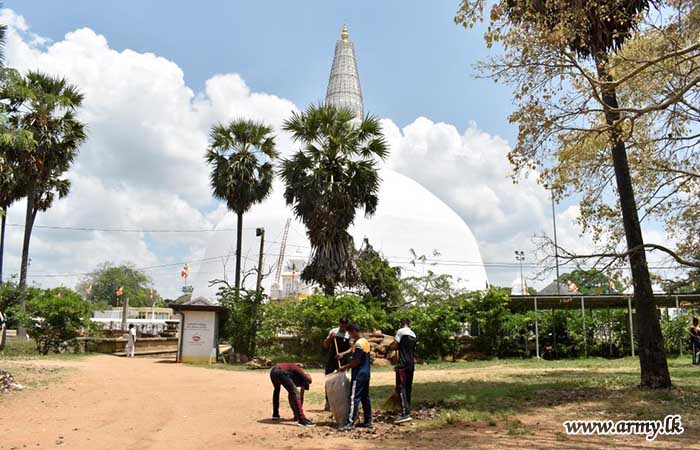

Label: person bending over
[269,363,315,427]
[337,324,372,431]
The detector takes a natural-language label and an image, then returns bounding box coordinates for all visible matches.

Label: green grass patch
[0,338,86,360]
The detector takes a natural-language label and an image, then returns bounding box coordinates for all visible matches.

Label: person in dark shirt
[390,319,417,423]
[0,311,6,351]
[269,363,315,427]
[322,316,352,410]
[337,324,372,431]
[690,317,700,365]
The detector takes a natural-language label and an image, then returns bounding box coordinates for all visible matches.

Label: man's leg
[396,368,409,416]
[270,370,282,418]
[280,374,306,421]
[405,368,414,409]
[360,379,372,426]
[347,378,362,426]
[693,342,698,364]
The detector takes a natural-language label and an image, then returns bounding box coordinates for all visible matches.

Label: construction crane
[274,218,291,286]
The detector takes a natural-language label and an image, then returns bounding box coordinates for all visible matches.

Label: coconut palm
[205,119,277,292]
[280,104,388,295]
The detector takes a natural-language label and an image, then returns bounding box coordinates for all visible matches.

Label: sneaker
[395,414,413,424]
[337,424,354,432]
[271,415,281,421]
[298,419,316,427]
[356,422,372,429]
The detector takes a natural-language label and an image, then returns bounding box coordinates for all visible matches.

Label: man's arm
[336,348,353,359]
[323,330,336,350]
[339,358,361,372]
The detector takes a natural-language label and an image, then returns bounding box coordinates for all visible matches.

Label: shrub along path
[1,355,698,449]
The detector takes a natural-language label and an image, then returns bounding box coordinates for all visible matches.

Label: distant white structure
[270,258,312,300]
[92,307,174,330]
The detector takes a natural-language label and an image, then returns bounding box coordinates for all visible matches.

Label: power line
[6,223,257,233]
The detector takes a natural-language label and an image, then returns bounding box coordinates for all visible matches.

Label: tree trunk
[18,184,37,340]
[596,56,671,388]
[0,206,6,284]
[234,211,243,294]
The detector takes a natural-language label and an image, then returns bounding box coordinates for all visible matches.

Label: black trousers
[395,366,414,415]
[348,377,372,425]
[692,340,700,364]
[270,368,305,420]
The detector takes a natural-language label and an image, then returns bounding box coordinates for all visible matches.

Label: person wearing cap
[269,363,315,427]
[390,318,417,423]
[337,324,372,431]
[322,316,352,410]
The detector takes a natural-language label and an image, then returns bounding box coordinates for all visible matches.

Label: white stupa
[189,26,489,299]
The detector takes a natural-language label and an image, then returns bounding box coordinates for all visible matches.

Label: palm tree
[7,72,86,337]
[280,104,388,295]
[205,119,277,293]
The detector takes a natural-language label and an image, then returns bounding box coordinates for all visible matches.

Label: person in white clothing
[125,323,137,358]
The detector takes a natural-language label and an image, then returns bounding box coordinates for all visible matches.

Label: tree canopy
[76,263,160,308]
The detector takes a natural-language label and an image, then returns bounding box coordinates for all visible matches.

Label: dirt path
[0,356,696,450]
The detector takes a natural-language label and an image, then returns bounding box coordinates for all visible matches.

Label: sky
[0,2,676,299]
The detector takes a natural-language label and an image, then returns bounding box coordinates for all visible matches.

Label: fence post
[581,297,587,356]
[534,297,540,359]
[676,295,682,356]
[628,296,635,357]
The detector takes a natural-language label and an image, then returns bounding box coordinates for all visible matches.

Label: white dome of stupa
[190,168,488,300]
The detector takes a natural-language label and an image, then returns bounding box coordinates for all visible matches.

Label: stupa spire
[325,24,364,119]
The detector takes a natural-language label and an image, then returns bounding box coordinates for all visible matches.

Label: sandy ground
[1,356,697,450]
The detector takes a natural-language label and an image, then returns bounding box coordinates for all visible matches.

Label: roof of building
[537,281,581,296]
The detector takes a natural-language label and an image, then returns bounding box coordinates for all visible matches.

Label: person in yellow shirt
[337,324,372,431]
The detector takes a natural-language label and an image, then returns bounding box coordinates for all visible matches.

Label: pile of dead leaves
[0,368,26,394]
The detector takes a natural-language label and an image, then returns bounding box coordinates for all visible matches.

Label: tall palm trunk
[234,211,243,294]
[0,206,6,284]
[18,181,37,339]
[596,55,671,388]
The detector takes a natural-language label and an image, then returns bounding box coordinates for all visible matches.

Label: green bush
[218,288,265,358]
[258,293,382,358]
[660,309,693,355]
[0,279,41,328]
[14,287,92,354]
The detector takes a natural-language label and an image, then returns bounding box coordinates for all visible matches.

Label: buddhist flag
[116,286,124,297]
[567,280,579,293]
[181,264,189,280]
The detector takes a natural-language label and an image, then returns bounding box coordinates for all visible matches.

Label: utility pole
[255,228,265,296]
[515,250,526,295]
[551,192,561,294]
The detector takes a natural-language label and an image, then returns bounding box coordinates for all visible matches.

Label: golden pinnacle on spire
[341,24,349,42]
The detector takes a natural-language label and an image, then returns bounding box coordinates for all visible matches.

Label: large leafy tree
[205,119,277,293]
[280,104,388,295]
[453,0,700,387]
[355,239,403,312]
[75,262,161,308]
[3,71,86,338]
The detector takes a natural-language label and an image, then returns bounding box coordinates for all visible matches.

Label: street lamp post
[515,251,526,295]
